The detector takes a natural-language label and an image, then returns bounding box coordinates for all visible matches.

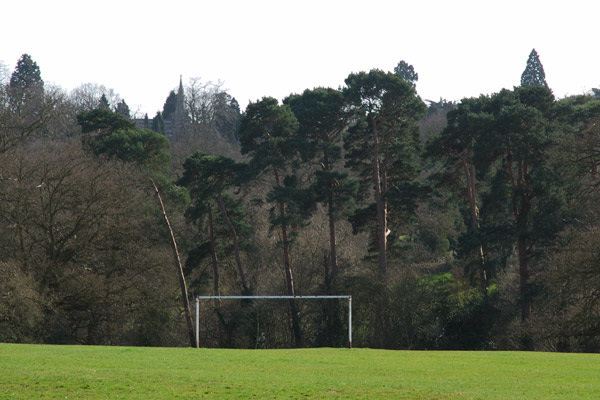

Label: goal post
[195,295,352,349]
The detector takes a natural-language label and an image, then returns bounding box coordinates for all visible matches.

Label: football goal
[195,295,352,349]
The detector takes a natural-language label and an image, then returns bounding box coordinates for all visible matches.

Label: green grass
[0,344,598,399]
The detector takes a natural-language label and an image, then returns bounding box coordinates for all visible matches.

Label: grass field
[0,344,598,399]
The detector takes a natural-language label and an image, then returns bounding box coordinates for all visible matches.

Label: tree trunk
[217,190,249,293]
[207,205,220,302]
[518,232,531,321]
[371,118,387,282]
[151,180,196,348]
[460,154,487,295]
[323,148,339,286]
[273,166,303,347]
[327,191,338,285]
[507,158,532,323]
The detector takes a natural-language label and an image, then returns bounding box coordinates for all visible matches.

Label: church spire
[175,75,185,116]
[172,75,187,139]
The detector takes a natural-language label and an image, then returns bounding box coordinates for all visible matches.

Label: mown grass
[0,344,598,399]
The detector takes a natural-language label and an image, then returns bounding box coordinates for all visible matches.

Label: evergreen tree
[393,60,418,87]
[9,54,43,91]
[426,95,493,294]
[162,90,177,120]
[98,94,110,110]
[475,86,564,333]
[179,152,252,294]
[284,88,357,288]
[343,69,426,281]
[238,97,305,347]
[520,49,548,88]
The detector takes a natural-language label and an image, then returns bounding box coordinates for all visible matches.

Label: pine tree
[284,88,357,288]
[238,97,305,347]
[343,69,426,281]
[520,49,548,88]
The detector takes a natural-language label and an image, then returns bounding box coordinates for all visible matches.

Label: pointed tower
[173,75,187,139]
[175,75,185,116]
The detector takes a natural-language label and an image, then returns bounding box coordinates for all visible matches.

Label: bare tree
[70,83,122,112]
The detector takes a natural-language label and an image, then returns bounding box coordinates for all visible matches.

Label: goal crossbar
[195,295,352,349]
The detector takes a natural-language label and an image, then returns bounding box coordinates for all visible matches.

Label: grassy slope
[0,344,598,399]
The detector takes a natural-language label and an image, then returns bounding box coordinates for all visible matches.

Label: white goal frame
[195,295,352,349]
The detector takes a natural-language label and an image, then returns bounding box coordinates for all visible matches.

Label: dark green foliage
[520,48,548,88]
[179,151,254,294]
[343,69,426,192]
[213,93,241,141]
[343,69,426,274]
[77,107,136,135]
[9,54,43,91]
[98,94,110,110]
[474,86,571,326]
[266,175,315,229]
[162,90,177,120]
[179,152,250,206]
[284,88,359,273]
[239,97,299,171]
[77,108,170,171]
[90,128,170,169]
[393,60,418,86]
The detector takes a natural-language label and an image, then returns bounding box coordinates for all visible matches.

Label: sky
[1,0,599,117]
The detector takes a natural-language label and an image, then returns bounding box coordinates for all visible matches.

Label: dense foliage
[1,51,599,351]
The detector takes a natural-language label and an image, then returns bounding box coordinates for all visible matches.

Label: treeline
[1,51,600,352]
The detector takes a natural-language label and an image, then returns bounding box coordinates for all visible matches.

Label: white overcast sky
[1,0,598,116]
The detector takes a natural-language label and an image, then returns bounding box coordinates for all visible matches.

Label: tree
[9,54,43,92]
[520,49,548,88]
[0,140,178,345]
[98,94,110,110]
[553,95,600,183]
[162,90,177,121]
[475,86,562,330]
[213,92,241,141]
[426,95,493,293]
[77,107,197,348]
[70,83,121,112]
[343,69,426,281]
[393,60,418,87]
[238,97,304,346]
[77,107,136,141]
[90,128,170,171]
[284,88,357,287]
[179,152,252,294]
[0,56,60,153]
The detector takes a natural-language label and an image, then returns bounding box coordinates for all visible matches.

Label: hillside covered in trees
[1,51,600,352]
